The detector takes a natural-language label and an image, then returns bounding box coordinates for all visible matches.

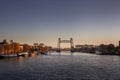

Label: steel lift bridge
[57,38,74,52]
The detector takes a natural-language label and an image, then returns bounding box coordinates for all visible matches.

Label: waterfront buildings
[1,39,120,55]
[75,44,95,53]
[74,42,120,55]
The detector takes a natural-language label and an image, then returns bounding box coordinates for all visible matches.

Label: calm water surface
[0,52,120,80]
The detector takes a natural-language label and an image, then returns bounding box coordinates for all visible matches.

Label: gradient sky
[0,0,120,47]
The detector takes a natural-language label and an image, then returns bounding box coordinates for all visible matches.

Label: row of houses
[0,40,23,54]
[0,40,49,54]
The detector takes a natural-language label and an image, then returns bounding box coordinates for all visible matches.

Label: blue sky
[0,0,120,47]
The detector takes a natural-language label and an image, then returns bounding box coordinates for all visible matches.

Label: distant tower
[57,38,61,52]
[10,40,13,44]
[70,38,74,52]
[119,41,120,48]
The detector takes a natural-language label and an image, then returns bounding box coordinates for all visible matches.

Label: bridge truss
[57,38,74,52]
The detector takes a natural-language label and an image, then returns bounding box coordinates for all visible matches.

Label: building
[75,44,94,52]
[75,44,94,49]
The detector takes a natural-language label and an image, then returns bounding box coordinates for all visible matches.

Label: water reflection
[0,52,120,80]
[53,51,74,56]
[16,56,23,61]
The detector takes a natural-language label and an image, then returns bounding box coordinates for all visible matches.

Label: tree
[33,43,39,51]
[38,43,48,52]
[107,44,115,55]
[23,44,32,52]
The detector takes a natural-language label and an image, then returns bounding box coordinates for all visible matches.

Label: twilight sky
[0,0,120,47]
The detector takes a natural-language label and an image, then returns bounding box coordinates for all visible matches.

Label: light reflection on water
[0,52,120,80]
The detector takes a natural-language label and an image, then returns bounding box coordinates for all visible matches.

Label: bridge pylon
[57,38,74,52]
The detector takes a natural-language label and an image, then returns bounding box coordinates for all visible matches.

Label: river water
[0,52,120,80]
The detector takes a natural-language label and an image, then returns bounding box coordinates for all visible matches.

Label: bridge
[57,38,74,52]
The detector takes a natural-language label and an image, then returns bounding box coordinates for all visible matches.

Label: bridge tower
[57,38,74,52]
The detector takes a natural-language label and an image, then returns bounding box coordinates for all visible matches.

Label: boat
[28,52,36,56]
[95,50,102,55]
[17,53,24,56]
[22,52,29,57]
[17,52,28,56]
[0,53,4,58]
[41,51,48,55]
[34,51,38,55]
[0,54,17,58]
[17,52,26,56]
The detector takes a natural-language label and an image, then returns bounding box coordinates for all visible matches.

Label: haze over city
[0,0,120,47]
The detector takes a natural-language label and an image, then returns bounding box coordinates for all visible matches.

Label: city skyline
[0,0,120,47]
